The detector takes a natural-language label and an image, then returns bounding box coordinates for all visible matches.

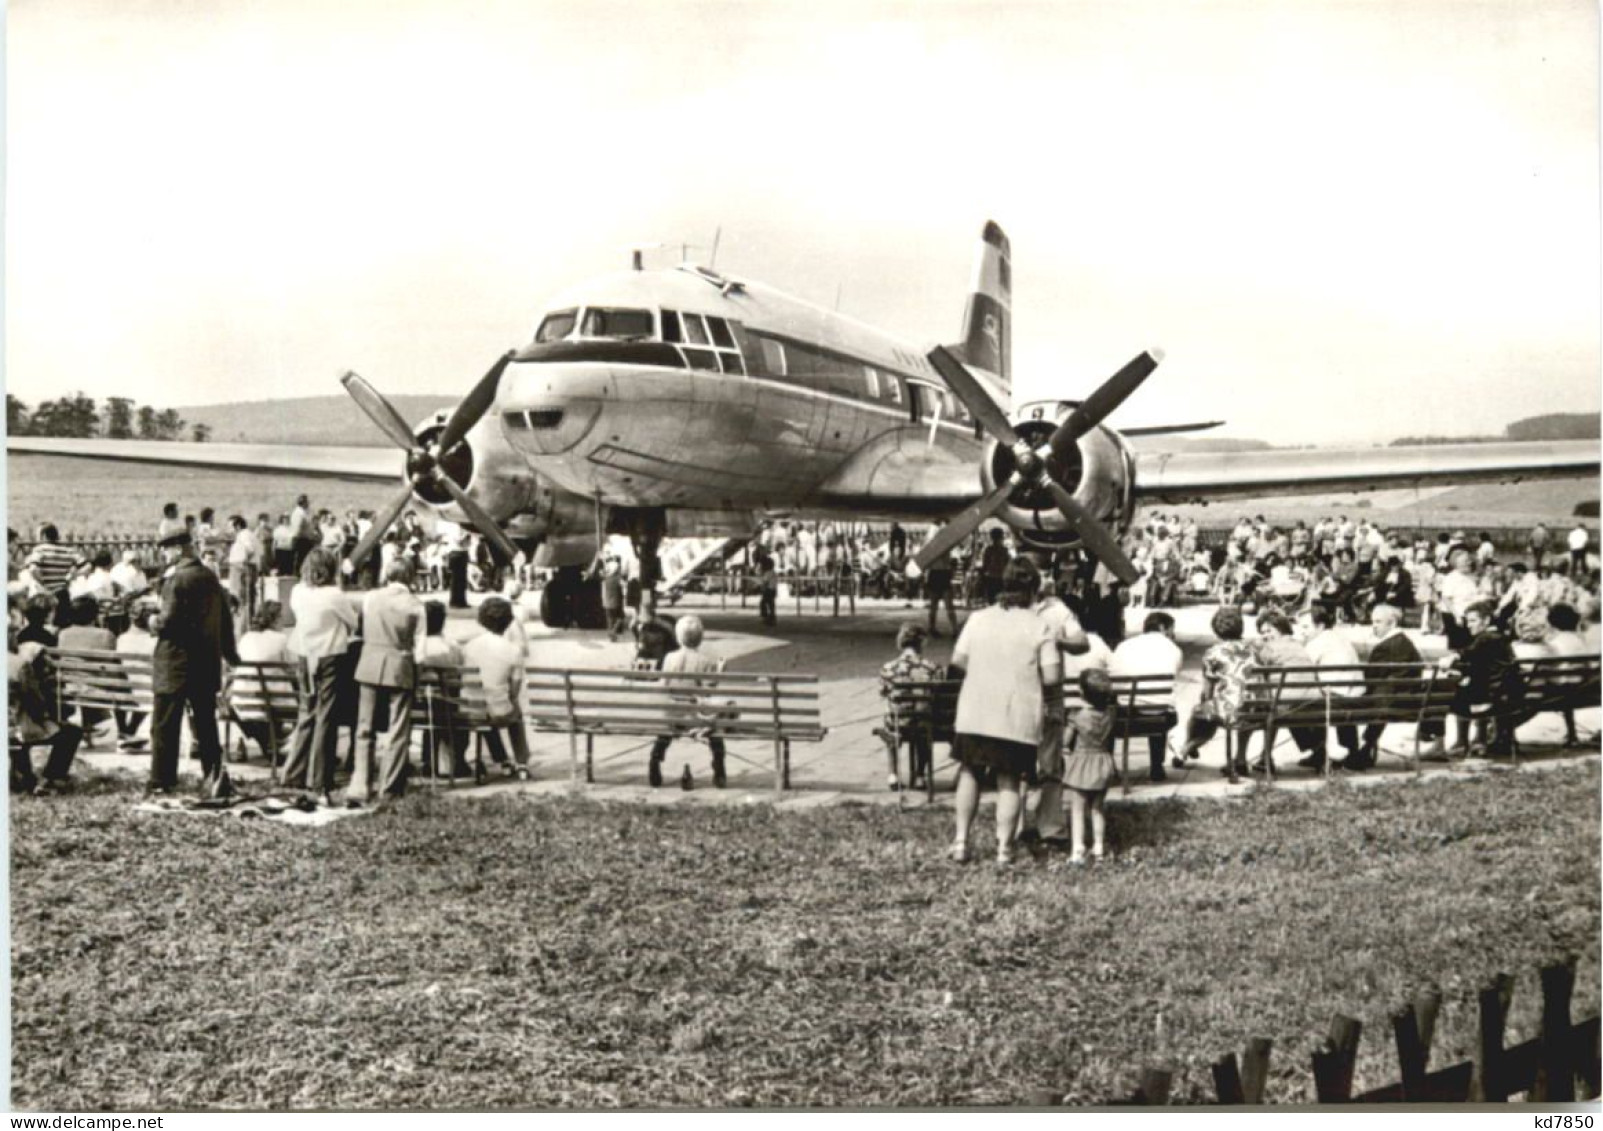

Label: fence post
[1391,1006,1428,1100]
[1241,1037,1272,1103]
[1473,972,1515,1102]
[1211,1053,1244,1104]
[1311,1015,1362,1103]
[1534,958,1577,1102]
[562,671,579,788]
[1128,1067,1172,1105]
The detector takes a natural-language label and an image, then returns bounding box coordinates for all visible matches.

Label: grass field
[11,763,1598,1109]
[6,453,404,540]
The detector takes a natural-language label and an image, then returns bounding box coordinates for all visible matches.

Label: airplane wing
[1132,439,1599,504]
[7,437,398,481]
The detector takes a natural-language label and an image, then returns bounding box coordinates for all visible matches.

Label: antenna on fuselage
[834,282,844,311]
[710,227,722,269]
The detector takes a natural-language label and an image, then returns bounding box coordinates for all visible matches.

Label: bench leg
[586,733,595,785]
[782,740,791,791]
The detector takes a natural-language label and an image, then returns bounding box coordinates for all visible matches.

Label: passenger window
[706,316,735,349]
[535,309,577,342]
[759,338,786,376]
[863,366,880,398]
[661,310,682,343]
[682,313,710,346]
[887,376,902,405]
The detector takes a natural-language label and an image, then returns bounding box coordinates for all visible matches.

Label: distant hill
[174,394,457,446]
[1506,413,1600,441]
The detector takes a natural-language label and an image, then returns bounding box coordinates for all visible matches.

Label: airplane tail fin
[945,220,1012,398]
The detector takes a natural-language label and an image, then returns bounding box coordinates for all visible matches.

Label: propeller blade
[348,482,418,571]
[1048,349,1163,466]
[436,350,515,455]
[341,371,423,453]
[435,475,521,564]
[1044,481,1139,585]
[914,480,1017,571]
[926,346,1021,448]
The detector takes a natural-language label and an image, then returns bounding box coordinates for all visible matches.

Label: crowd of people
[9,495,1600,832]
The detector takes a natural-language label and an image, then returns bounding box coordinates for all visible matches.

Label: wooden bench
[409,666,516,784]
[1510,654,1602,754]
[884,672,1178,799]
[523,666,827,795]
[222,660,299,779]
[1226,662,1458,780]
[48,648,153,750]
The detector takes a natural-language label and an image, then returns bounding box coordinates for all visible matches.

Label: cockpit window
[535,309,578,342]
[579,307,655,340]
[681,312,710,346]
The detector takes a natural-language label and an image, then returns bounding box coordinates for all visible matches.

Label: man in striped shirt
[24,524,85,628]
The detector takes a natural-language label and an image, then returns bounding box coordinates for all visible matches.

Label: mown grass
[11,763,1600,1109]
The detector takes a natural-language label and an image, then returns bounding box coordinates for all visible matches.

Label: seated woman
[229,601,293,760]
[877,622,941,792]
[462,596,532,779]
[1179,605,1260,779]
[1251,610,1328,773]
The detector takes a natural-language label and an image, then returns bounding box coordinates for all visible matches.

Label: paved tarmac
[72,594,1600,813]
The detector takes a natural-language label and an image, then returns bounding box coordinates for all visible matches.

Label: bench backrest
[227,661,299,723]
[1516,654,1601,708]
[410,666,491,730]
[48,648,153,711]
[523,666,825,740]
[885,672,1176,740]
[1235,663,1456,728]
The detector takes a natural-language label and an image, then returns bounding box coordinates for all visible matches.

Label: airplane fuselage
[492,266,993,521]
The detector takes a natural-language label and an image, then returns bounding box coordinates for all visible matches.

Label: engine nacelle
[980,407,1136,552]
[406,410,543,528]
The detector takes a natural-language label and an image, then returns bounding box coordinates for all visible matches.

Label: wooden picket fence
[1089,958,1600,1105]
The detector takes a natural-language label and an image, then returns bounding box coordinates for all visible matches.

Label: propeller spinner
[339,351,521,569]
[914,346,1161,585]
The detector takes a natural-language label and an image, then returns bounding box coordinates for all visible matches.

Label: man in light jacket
[349,559,423,805]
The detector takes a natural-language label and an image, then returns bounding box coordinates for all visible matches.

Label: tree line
[6,393,211,443]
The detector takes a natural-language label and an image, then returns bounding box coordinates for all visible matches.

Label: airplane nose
[499,362,605,455]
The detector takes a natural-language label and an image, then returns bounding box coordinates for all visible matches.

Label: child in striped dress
[1062,669,1117,864]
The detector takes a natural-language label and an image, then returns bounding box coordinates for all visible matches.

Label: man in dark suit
[1339,601,1426,771]
[349,558,423,805]
[150,529,240,796]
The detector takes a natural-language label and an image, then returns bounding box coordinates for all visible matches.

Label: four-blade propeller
[914,346,1162,585]
[339,351,521,570]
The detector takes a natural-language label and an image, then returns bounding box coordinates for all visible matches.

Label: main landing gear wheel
[539,567,606,630]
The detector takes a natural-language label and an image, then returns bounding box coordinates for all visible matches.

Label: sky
[6,0,1599,445]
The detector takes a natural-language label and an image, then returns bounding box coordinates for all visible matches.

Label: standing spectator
[196,508,219,562]
[1108,611,1184,782]
[634,591,678,668]
[1529,523,1552,572]
[646,615,729,789]
[253,514,275,577]
[888,522,908,568]
[349,559,423,806]
[947,558,1061,866]
[441,520,470,609]
[225,515,260,629]
[25,524,85,627]
[922,524,960,638]
[272,513,296,577]
[1031,570,1090,846]
[149,529,239,798]
[462,596,532,778]
[9,625,81,796]
[756,550,778,627]
[157,503,182,542]
[290,494,317,575]
[979,528,1011,606]
[1569,522,1591,572]
[282,549,357,805]
[593,553,627,641]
